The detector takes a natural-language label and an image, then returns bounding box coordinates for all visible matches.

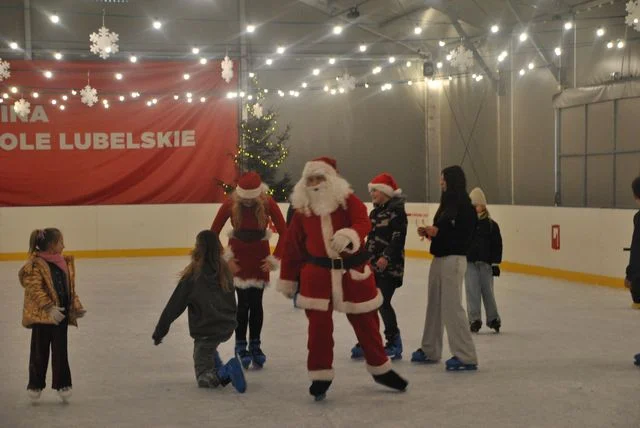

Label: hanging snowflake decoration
[449,45,474,72]
[625,1,640,31]
[252,103,263,119]
[89,26,119,59]
[0,58,10,82]
[13,98,31,119]
[80,85,98,107]
[221,56,234,83]
[337,72,357,93]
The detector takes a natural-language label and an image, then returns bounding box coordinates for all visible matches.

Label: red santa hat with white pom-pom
[368,173,402,197]
[235,172,269,199]
[301,156,339,179]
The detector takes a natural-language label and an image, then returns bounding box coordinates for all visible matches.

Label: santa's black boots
[373,370,408,391]
[309,380,332,401]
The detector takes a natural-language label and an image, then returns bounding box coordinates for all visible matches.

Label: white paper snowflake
[625,1,640,31]
[0,58,10,82]
[337,72,357,93]
[449,45,474,72]
[252,103,263,119]
[80,85,98,107]
[89,26,119,59]
[221,56,234,83]
[13,98,30,118]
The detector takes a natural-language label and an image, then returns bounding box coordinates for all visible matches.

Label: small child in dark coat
[152,230,246,392]
[465,188,503,334]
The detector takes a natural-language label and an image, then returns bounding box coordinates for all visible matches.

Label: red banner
[0,60,238,206]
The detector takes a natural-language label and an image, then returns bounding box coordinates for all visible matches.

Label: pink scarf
[38,252,69,276]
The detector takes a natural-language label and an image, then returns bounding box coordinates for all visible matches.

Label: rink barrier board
[0,247,625,289]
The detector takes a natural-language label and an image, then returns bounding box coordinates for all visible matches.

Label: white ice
[1,257,638,428]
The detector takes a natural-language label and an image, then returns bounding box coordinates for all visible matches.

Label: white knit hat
[469,187,488,206]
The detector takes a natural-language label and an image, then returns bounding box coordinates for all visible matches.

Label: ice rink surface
[1,257,638,428]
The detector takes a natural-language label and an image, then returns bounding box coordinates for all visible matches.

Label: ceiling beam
[437,3,498,91]
[378,5,430,28]
[423,0,486,29]
[506,0,562,85]
[297,0,433,59]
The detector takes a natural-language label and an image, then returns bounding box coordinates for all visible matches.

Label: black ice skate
[372,370,408,391]
[309,380,332,401]
[487,319,501,333]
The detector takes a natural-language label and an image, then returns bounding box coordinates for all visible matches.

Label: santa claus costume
[277,157,408,401]
[211,172,286,369]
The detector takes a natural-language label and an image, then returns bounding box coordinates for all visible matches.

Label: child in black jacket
[152,230,246,392]
[351,173,408,360]
[624,177,640,366]
[465,188,503,333]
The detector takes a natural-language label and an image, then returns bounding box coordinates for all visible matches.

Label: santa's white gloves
[330,234,351,253]
[262,255,281,272]
[276,280,297,299]
[48,306,66,325]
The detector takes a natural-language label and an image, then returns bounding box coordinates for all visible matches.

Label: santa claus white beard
[307,182,340,216]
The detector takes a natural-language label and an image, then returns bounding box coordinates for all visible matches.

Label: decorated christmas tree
[223,76,293,202]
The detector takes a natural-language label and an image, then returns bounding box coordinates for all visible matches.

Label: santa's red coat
[278,193,382,313]
[211,196,286,289]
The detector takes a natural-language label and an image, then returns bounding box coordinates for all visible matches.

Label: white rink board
[0,203,635,279]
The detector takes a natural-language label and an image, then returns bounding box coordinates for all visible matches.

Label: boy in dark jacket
[626,176,640,312]
[465,188,503,333]
[152,230,246,392]
[351,173,408,360]
[626,177,640,367]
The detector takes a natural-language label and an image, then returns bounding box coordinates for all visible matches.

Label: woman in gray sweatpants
[411,166,478,371]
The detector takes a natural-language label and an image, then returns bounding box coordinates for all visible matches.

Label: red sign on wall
[0,60,238,206]
[551,225,560,250]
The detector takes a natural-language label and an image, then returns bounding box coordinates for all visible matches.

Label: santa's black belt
[308,252,370,270]
[232,230,266,242]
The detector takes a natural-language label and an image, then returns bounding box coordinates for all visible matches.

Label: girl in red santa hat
[277,157,408,401]
[211,172,287,369]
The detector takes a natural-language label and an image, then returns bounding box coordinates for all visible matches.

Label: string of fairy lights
[0,1,637,111]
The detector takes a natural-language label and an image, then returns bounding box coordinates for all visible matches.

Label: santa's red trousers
[305,305,389,379]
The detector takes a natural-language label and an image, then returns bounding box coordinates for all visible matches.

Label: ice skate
[384,334,403,360]
[410,348,438,364]
[249,339,266,368]
[372,370,408,391]
[469,320,482,333]
[309,380,332,401]
[487,319,501,333]
[217,357,247,393]
[445,356,477,371]
[58,387,72,403]
[350,343,365,359]
[235,340,252,369]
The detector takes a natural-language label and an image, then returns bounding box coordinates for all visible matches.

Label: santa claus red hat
[368,173,402,197]
[235,172,268,199]
[301,156,338,179]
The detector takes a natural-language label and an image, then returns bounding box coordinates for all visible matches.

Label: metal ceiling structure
[0,0,630,91]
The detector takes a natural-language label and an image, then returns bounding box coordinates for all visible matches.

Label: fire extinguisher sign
[551,225,560,250]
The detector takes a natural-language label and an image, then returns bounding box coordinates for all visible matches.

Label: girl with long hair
[152,230,246,393]
[411,165,479,371]
[211,172,287,369]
